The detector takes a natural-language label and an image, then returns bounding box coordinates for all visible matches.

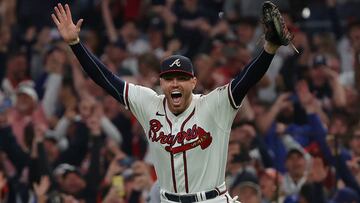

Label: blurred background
[0,0,360,202]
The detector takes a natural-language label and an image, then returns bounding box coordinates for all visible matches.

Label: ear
[191,77,197,90]
[159,78,165,88]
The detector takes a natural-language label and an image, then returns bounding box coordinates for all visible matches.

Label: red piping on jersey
[227,83,238,109]
[163,99,177,192]
[125,82,131,111]
[180,108,195,193]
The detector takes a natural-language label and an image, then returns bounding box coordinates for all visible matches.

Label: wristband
[68,37,80,45]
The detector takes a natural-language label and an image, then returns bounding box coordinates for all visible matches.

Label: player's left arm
[229,49,275,108]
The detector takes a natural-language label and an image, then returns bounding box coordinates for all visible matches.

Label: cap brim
[159,70,194,78]
[286,149,304,159]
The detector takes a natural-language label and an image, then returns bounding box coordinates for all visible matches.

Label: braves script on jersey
[123,82,240,193]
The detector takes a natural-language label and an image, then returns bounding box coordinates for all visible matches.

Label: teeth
[171,91,182,100]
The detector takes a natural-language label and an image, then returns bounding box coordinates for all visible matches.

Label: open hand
[105,156,125,183]
[51,4,83,44]
[33,176,50,201]
[273,92,292,112]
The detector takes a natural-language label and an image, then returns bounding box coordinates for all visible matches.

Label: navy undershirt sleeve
[230,50,274,106]
[70,42,125,104]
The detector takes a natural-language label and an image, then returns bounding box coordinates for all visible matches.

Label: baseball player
[52,2,292,202]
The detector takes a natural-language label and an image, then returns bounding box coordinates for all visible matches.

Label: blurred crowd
[0,0,360,202]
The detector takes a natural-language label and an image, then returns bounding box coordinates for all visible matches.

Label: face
[349,26,360,46]
[61,173,86,195]
[43,139,60,163]
[231,124,256,147]
[328,57,340,73]
[184,0,198,8]
[260,175,276,200]
[329,117,348,136]
[160,73,196,114]
[0,26,11,45]
[103,95,120,118]
[7,55,27,80]
[310,66,327,87]
[194,55,213,79]
[228,48,251,74]
[237,24,255,44]
[48,49,66,66]
[121,22,138,42]
[37,27,52,45]
[16,93,36,115]
[148,29,163,48]
[79,98,96,120]
[106,46,127,64]
[286,153,306,180]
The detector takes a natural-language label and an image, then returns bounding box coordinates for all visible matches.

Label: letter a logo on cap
[169,58,181,67]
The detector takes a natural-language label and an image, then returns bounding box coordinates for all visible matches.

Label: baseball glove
[262,1,293,46]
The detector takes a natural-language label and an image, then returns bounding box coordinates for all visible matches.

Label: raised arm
[230,1,294,106]
[101,0,118,43]
[230,42,277,107]
[51,4,126,104]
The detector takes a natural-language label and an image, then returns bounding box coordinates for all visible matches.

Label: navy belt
[164,189,226,202]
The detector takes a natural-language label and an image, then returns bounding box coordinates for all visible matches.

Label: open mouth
[171,91,182,104]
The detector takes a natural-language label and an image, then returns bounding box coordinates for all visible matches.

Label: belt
[164,187,227,202]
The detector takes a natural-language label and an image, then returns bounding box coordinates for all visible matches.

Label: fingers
[54,6,64,22]
[76,19,84,29]
[51,14,60,26]
[58,3,67,19]
[53,3,69,24]
[33,183,39,193]
[278,92,291,100]
[65,4,72,22]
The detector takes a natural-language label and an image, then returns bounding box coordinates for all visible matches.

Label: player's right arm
[51,4,125,104]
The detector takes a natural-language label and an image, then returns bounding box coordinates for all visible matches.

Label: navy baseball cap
[286,148,305,159]
[312,55,327,67]
[148,16,165,31]
[160,55,194,77]
[329,187,360,203]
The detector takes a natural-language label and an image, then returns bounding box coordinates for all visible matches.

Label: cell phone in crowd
[118,157,135,167]
[288,94,299,103]
[112,175,125,197]
[0,97,11,113]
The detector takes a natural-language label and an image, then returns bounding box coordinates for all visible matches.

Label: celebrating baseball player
[52,1,292,202]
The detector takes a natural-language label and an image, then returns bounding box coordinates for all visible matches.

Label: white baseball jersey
[123,82,239,194]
